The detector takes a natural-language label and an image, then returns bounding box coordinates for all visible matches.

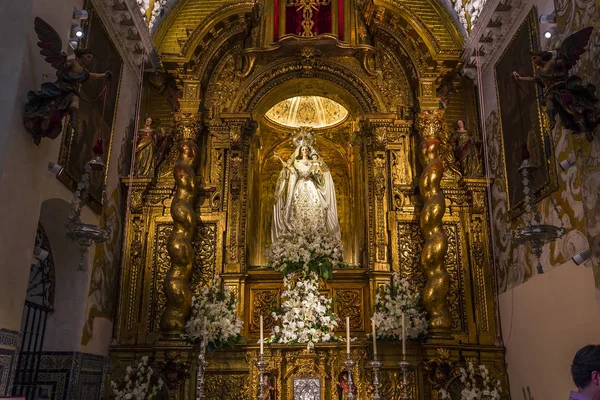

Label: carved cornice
[91,0,159,79]
[461,0,531,82]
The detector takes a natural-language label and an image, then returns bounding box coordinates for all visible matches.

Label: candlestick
[368,358,382,400]
[398,355,413,400]
[346,316,350,354]
[260,315,264,355]
[401,312,406,356]
[372,318,377,356]
[256,353,269,400]
[344,352,356,400]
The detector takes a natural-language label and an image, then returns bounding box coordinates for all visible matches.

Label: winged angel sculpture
[513,27,599,141]
[24,17,111,145]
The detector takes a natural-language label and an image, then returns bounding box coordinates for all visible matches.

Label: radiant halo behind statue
[271,128,341,243]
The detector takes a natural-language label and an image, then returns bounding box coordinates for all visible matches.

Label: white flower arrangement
[183,275,243,349]
[266,230,344,279]
[110,356,163,400]
[269,271,339,350]
[372,273,428,341]
[439,362,503,400]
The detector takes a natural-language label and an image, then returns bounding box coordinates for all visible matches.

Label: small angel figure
[23,17,111,145]
[512,27,599,141]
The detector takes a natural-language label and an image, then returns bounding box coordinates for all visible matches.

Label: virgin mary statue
[271,138,341,243]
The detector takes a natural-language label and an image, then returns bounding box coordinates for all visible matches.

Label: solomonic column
[415,107,452,339]
[160,80,202,337]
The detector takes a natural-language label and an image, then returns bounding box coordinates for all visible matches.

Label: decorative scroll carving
[378,52,411,114]
[207,54,240,115]
[250,289,280,332]
[390,146,412,186]
[365,369,418,399]
[470,216,488,331]
[229,152,243,262]
[425,348,455,400]
[334,289,362,330]
[204,374,250,400]
[373,152,388,263]
[209,147,224,211]
[156,350,190,393]
[127,216,144,332]
[151,221,219,331]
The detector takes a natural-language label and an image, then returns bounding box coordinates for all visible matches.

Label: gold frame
[57,1,123,213]
[494,6,558,219]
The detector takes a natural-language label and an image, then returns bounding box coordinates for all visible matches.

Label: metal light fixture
[513,158,566,274]
[65,141,110,271]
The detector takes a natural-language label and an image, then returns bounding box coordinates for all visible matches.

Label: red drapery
[338,0,344,40]
[274,0,280,40]
[285,3,332,36]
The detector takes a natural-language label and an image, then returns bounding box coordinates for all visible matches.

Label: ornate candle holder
[65,159,110,271]
[513,159,565,274]
[367,356,382,400]
[344,353,356,400]
[256,353,269,400]
[196,337,208,400]
[398,355,413,400]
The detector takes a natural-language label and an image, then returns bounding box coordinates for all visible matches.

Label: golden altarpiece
[110,1,507,398]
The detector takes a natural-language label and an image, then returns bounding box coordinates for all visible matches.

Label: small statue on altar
[24,17,112,145]
[259,374,275,400]
[512,27,599,141]
[336,372,357,400]
[133,117,169,177]
[451,119,483,178]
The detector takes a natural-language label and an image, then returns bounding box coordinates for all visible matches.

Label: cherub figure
[512,27,599,141]
[24,17,111,145]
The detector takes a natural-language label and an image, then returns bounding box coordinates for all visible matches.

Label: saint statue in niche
[271,129,341,242]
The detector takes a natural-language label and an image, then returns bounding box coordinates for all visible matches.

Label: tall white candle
[372,318,377,356]
[346,317,350,354]
[401,312,406,356]
[260,315,264,355]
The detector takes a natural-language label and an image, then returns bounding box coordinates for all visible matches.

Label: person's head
[531,51,552,66]
[74,49,94,66]
[144,117,154,127]
[457,119,465,130]
[571,345,600,395]
[310,150,319,160]
[300,146,310,159]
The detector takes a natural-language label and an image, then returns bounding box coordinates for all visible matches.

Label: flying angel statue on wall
[23,17,111,145]
[512,27,599,141]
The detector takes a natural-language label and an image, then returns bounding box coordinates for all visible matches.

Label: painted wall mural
[82,186,123,345]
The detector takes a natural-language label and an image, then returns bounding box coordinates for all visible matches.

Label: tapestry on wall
[58,3,123,213]
[494,7,557,218]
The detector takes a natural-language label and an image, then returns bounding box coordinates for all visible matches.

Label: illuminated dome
[265,96,348,128]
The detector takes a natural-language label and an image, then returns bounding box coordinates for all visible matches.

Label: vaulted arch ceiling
[151,0,465,59]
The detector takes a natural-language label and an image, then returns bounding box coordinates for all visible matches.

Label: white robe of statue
[271,145,341,243]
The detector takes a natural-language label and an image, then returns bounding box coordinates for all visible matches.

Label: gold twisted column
[415,109,452,338]
[160,113,202,336]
